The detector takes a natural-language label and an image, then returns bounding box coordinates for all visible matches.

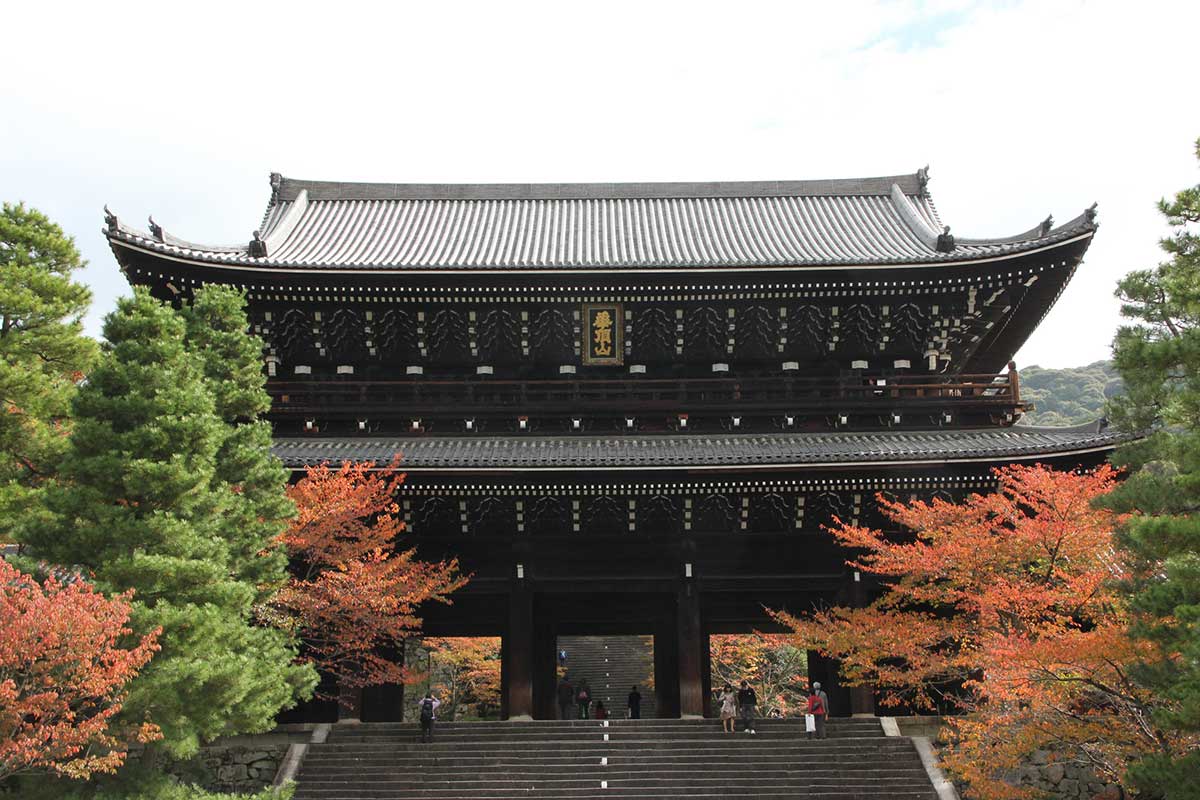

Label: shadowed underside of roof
[104,170,1097,272]
[271,423,1130,471]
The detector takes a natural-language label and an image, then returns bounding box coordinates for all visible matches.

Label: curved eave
[106,226,1096,277]
[270,424,1134,473]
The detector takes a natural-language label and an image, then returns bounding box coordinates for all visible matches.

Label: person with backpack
[736,681,757,734]
[417,692,441,743]
[594,700,609,720]
[557,677,575,720]
[806,682,829,740]
[576,680,591,719]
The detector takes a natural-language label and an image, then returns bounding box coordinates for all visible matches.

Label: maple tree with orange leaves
[0,559,160,782]
[414,637,502,720]
[273,460,468,692]
[709,633,808,718]
[772,464,1193,799]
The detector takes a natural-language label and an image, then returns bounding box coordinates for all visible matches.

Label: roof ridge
[272,173,927,202]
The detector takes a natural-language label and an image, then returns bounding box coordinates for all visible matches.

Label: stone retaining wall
[166,726,315,794]
[893,717,1124,800]
[1012,751,1123,800]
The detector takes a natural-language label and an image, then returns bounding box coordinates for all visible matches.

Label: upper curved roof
[104,170,1097,273]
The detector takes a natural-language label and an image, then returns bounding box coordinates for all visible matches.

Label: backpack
[420,698,435,722]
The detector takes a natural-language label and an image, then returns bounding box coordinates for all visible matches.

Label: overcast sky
[3,0,1199,369]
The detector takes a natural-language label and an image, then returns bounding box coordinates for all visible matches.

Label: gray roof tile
[105,172,1097,272]
[271,424,1130,471]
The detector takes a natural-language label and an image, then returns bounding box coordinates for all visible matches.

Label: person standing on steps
[594,701,609,720]
[576,679,591,720]
[559,648,568,668]
[417,692,440,743]
[807,682,830,740]
[627,685,642,720]
[557,677,575,720]
[737,681,757,734]
[717,684,738,733]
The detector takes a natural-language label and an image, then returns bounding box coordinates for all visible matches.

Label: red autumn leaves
[273,460,467,691]
[0,560,160,781]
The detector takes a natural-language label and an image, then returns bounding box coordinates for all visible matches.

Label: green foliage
[1106,136,1200,798]
[13,761,295,800]
[1017,360,1122,427]
[20,288,315,764]
[0,203,97,541]
[182,286,294,600]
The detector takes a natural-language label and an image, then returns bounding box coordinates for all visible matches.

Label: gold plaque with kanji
[582,303,623,366]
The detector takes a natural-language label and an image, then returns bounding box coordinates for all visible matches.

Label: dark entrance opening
[555,635,656,719]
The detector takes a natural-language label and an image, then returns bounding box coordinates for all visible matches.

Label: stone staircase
[291,718,938,799]
[558,636,656,719]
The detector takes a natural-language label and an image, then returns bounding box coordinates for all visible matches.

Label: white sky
[3,0,1199,369]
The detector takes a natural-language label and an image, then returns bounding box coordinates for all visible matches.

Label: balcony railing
[266,371,1021,417]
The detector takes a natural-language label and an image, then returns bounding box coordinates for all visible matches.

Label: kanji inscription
[583,303,623,365]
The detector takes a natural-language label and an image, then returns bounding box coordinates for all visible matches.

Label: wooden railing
[266,371,1020,416]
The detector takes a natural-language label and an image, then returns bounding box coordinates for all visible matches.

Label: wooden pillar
[700,629,713,718]
[504,583,534,720]
[847,570,876,717]
[677,582,705,718]
[361,643,405,722]
[337,677,362,723]
[653,613,680,718]
[532,613,558,720]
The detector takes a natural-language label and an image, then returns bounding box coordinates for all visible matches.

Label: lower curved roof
[271,422,1130,472]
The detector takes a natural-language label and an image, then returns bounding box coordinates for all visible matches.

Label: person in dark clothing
[417,692,440,743]
[557,678,575,720]
[576,680,591,719]
[559,648,568,667]
[627,686,642,719]
[736,681,757,734]
[594,701,609,720]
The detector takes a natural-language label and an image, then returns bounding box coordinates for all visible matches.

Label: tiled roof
[104,171,1097,272]
[270,423,1130,471]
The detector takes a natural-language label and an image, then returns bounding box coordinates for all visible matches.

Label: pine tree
[0,203,97,540]
[1106,136,1200,798]
[181,285,293,598]
[21,288,315,762]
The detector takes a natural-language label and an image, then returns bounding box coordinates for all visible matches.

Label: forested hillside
[1017,360,1122,426]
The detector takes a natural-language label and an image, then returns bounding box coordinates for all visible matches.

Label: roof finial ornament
[1040,215,1054,237]
[1086,202,1099,223]
[103,205,118,232]
[248,229,268,258]
[916,165,930,194]
[148,215,164,241]
[936,225,956,253]
[269,172,283,204]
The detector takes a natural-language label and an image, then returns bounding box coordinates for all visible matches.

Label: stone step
[559,635,657,719]
[293,719,936,800]
[306,746,912,762]
[343,719,881,730]
[294,790,936,800]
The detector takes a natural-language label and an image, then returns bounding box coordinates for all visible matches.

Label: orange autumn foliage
[418,637,502,720]
[709,633,808,717]
[0,559,160,782]
[274,461,468,691]
[772,464,1181,798]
